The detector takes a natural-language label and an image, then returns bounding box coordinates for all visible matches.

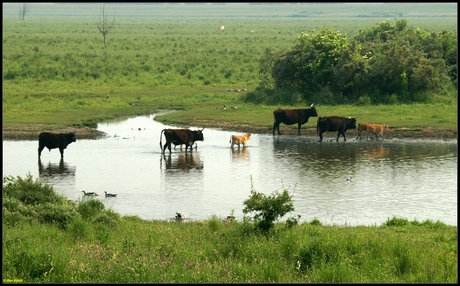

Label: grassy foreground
[2,174,458,283]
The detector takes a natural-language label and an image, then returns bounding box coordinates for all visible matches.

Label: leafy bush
[77,199,105,220]
[242,181,295,233]
[3,174,79,228]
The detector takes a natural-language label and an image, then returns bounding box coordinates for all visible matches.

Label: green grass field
[2,174,457,283]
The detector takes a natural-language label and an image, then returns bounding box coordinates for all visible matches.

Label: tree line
[248,19,457,105]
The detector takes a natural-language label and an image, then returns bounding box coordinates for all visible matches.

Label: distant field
[2,3,457,133]
[2,3,457,20]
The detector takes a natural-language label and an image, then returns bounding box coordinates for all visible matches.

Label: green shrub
[77,199,105,220]
[242,181,295,233]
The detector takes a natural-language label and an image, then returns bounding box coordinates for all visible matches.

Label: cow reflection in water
[161,153,203,171]
[363,144,389,159]
[38,158,76,178]
[231,147,250,161]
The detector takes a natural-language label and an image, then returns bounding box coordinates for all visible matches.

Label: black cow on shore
[317,116,357,142]
[273,104,319,135]
[160,128,204,154]
[38,132,76,159]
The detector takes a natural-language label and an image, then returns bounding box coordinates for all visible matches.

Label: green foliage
[242,180,295,233]
[2,174,457,282]
[256,19,457,105]
[77,199,106,220]
[2,174,79,229]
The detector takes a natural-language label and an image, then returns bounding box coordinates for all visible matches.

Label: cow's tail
[159,129,165,150]
[229,136,232,143]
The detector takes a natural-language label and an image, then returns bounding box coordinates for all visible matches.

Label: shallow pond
[3,114,457,226]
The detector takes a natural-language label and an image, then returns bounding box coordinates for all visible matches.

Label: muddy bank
[3,127,107,141]
[192,120,457,141]
[2,122,457,141]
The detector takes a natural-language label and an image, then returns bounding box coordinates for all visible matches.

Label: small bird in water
[104,191,117,197]
[175,212,185,220]
[82,190,98,196]
[346,177,352,182]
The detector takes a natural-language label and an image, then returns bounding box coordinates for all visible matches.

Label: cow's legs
[59,148,65,158]
[273,122,281,135]
[338,132,346,142]
[318,131,324,142]
[297,123,302,135]
[38,145,45,158]
[163,143,171,154]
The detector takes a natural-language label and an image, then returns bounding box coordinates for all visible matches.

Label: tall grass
[3,174,457,283]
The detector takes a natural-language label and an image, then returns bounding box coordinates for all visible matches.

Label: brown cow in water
[229,133,251,148]
[273,104,319,135]
[316,116,357,142]
[356,122,389,140]
[160,128,204,154]
[38,132,76,159]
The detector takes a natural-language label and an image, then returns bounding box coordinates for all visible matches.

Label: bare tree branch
[95,4,116,48]
[19,3,31,20]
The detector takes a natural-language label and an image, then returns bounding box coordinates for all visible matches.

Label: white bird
[346,177,352,182]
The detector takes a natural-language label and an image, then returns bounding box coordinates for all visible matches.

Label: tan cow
[356,123,389,140]
[220,25,225,32]
[229,133,251,148]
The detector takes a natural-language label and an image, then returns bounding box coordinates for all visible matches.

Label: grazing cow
[220,25,225,32]
[159,128,204,154]
[38,132,76,159]
[273,104,319,135]
[356,122,389,140]
[229,133,251,148]
[316,116,357,142]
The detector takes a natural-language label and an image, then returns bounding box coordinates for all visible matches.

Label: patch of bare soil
[3,122,457,142]
[3,126,107,141]
[192,120,457,142]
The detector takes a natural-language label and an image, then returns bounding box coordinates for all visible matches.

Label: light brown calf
[229,133,251,148]
[356,123,389,140]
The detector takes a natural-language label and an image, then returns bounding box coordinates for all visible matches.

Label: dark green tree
[271,28,348,99]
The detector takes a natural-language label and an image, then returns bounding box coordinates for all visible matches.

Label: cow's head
[348,118,357,129]
[69,132,77,143]
[192,129,205,142]
[310,104,319,117]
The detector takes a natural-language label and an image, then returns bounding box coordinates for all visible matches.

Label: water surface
[3,114,457,226]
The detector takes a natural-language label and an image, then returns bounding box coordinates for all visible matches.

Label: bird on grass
[82,190,98,196]
[104,191,117,197]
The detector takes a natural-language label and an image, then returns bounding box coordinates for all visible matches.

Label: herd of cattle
[37,104,389,158]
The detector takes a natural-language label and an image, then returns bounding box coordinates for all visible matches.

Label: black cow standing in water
[38,132,76,159]
[159,128,204,154]
[272,104,319,135]
[316,116,357,142]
